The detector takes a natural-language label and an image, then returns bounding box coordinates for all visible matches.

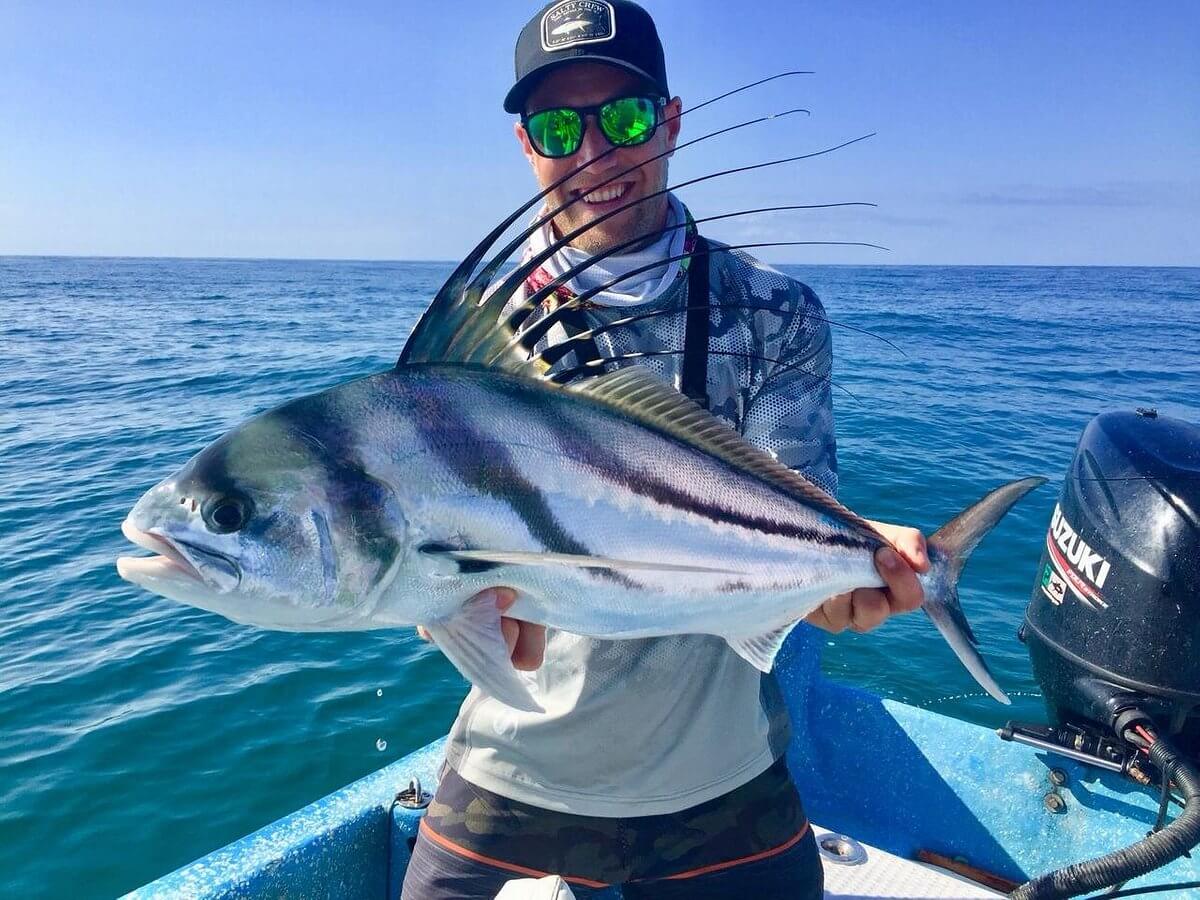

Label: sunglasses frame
[522,95,668,159]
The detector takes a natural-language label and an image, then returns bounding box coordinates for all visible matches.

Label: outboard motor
[1001,409,1200,899]
[1024,408,1200,759]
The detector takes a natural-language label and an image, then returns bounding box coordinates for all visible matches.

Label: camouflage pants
[400,758,821,899]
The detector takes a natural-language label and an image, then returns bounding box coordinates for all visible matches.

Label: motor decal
[1040,562,1068,606]
[1045,503,1111,610]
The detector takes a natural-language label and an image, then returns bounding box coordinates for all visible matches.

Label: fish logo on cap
[541,0,616,51]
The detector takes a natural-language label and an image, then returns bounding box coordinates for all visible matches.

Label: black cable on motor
[1009,729,1200,900]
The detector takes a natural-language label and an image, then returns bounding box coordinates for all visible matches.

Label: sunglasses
[522,95,667,159]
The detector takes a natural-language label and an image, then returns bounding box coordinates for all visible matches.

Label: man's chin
[560,218,653,257]
[566,234,626,256]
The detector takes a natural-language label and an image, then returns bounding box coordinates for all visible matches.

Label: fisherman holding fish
[404,2,928,896]
[117,0,1039,894]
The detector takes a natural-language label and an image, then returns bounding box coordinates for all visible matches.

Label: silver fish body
[119,363,1042,711]
[412,367,876,597]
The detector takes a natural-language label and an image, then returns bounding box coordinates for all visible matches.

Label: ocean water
[1,256,1197,897]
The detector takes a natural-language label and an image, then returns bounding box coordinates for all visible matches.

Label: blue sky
[2,1,1196,265]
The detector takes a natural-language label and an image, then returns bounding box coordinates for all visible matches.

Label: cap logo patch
[540,0,616,52]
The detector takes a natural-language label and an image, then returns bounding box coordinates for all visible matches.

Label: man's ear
[514,120,538,169]
[663,96,683,155]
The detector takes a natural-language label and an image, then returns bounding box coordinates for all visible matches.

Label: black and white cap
[503,0,670,114]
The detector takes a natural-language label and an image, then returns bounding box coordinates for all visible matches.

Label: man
[403,2,928,897]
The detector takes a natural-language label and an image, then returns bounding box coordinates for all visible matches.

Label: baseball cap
[503,0,670,114]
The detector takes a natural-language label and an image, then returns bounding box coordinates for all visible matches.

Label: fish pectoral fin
[429,548,739,574]
[725,621,801,673]
[424,597,544,713]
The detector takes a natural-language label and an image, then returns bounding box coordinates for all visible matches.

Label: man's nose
[576,114,613,166]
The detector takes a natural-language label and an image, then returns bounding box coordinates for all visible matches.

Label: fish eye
[203,496,250,534]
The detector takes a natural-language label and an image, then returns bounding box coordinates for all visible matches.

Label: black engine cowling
[1023,409,1200,758]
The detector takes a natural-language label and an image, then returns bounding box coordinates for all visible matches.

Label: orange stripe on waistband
[657,820,811,881]
[417,818,612,889]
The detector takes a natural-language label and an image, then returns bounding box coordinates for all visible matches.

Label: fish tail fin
[922,476,1047,706]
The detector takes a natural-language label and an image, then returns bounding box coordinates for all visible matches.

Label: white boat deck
[814,825,1002,899]
[496,825,1007,899]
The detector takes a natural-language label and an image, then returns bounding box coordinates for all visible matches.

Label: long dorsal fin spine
[512,240,884,381]
[527,304,901,372]
[425,114,796,366]
[525,236,881,340]
[491,236,888,371]
[458,109,812,318]
[463,202,877,367]
[549,350,853,408]
[454,72,817,309]
[457,134,877,365]
[400,73,814,369]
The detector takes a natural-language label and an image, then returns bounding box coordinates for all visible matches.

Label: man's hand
[805,520,929,634]
[416,587,547,671]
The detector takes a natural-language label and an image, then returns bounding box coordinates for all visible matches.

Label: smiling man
[401,2,928,898]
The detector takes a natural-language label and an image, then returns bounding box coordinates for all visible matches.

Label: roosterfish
[117,115,1043,713]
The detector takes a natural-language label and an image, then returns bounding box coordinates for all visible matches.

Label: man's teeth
[581,183,630,204]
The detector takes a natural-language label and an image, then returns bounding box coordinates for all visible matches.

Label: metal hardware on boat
[1048,768,1068,787]
[395,777,431,810]
[1127,762,1153,786]
[997,722,1125,773]
[1043,792,1067,813]
[817,833,867,866]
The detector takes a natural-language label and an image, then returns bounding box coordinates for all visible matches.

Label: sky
[1,1,1197,265]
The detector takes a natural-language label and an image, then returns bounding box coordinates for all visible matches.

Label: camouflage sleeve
[740,280,839,497]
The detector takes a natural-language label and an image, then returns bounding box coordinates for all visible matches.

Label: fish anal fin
[424,595,544,713]
[572,368,879,536]
[725,621,801,673]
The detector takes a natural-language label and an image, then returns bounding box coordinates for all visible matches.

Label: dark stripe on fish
[413,389,641,589]
[612,462,872,550]
[494,382,875,552]
[268,396,404,588]
[179,430,242,501]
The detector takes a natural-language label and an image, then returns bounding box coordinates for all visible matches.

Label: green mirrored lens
[599,97,657,146]
[527,108,583,157]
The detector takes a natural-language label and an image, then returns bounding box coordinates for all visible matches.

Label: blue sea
[1,256,1197,897]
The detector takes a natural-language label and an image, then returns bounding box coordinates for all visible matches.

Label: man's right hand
[416,587,546,671]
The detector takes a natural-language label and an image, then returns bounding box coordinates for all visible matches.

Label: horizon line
[2,252,1197,270]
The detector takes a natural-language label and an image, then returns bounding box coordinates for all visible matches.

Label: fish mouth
[116,517,344,631]
[117,519,239,591]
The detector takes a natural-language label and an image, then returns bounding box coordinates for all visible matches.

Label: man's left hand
[805,520,929,634]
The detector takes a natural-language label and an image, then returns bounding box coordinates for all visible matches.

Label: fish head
[117,405,408,630]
